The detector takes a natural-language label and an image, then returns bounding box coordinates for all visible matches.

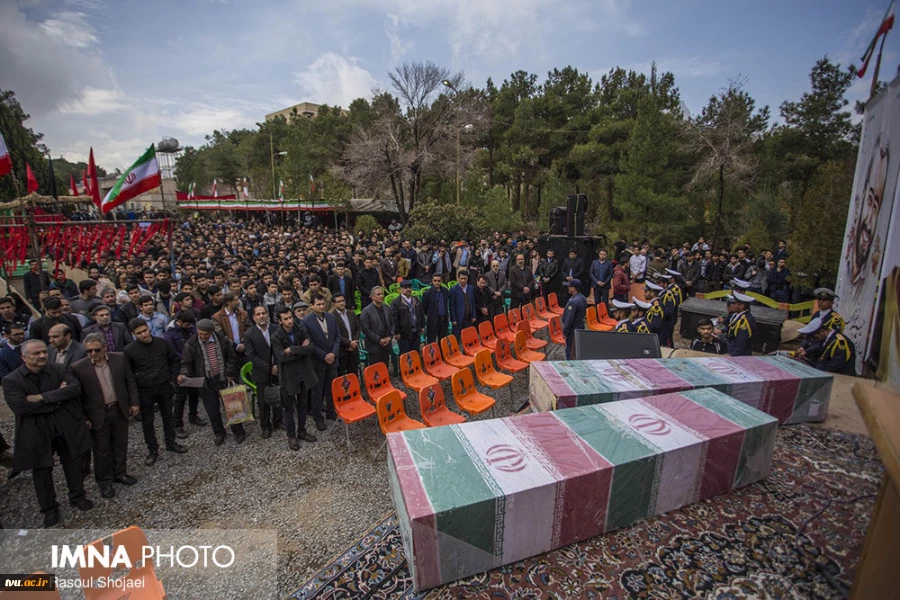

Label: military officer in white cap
[611,299,635,332]
[643,280,666,344]
[630,298,653,334]
[797,317,856,375]
[797,288,845,364]
[717,291,756,356]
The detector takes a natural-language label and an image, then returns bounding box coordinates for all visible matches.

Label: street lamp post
[442,80,473,205]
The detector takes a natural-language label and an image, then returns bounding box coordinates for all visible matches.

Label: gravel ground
[0,342,551,599]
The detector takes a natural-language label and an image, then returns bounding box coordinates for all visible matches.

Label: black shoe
[145,452,158,466]
[299,431,317,443]
[70,499,94,511]
[261,428,272,440]
[175,427,189,439]
[325,412,338,421]
[101,486,116,499]
[114,475,137,486]
[315,421,327,432]
[43,509,60,527]
[288,438,300,451]
[189,415,207,426]
[234,432,246,444]
[166,443,187,454]
[0,450,14,469]
[214,434,226,446]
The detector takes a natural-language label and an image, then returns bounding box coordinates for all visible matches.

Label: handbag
[219,384,254,426]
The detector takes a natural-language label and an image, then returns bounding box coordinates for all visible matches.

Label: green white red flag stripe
[177,199,333,211]
[859,0,896,77]
[0,133,12,177]
[101,144,161,214]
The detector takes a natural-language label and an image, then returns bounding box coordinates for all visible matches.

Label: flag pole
[870,30,890,100]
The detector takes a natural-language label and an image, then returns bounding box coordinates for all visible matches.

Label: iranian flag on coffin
[528,355,832,424]
[389,388,778,592]
[101,145,161,214]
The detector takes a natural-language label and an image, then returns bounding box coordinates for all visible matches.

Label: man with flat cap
[561,279,586,360]
[612,299,636,332]
[797,317,856,375]
[797,288,844,364]
[718,291,756,356]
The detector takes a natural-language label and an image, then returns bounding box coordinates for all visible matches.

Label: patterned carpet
[288,425,882,600]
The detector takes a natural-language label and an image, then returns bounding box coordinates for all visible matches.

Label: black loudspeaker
[574,330,662,360]
[566,195,577,237]
[549,206,567,235]
[566,194,588,236]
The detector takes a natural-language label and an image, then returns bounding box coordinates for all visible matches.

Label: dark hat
[567,279,581,288]
[399,279,413,287]
[196,319,216,332]
[293,301,309,310]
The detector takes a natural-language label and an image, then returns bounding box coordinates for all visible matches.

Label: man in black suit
[72,334,139,499]
[391,280,424,355]
[327,261,358,311]
[28,296,83,343]
[331,292,360,377]
[271,306,318,449]
[421,274,449,344]
[242,305,277,439]
[82,305,131,352]
[562,248,585,296]
[360,287,394,368]
[47,324,86,367]
[303,294,341,430]
[2,339,92,527]
[509,253,536,309]
[178,319,247,446]
[483,261,508,317]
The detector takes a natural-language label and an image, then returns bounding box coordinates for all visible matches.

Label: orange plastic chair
[364,362,402,403]
[493,313,517,343]
[460,326,491,356]
[421,342,459,380]
[534,296,557,321]
[80,527,166,600]
[547,292,566,315]
[452,365,498,415]
[419,384,466,427]
[508,307,522,330]
[514,330,546,363]
[399,351,439,393]
[521,303,549,330]
[517,319,548,350]
[478,321,500,351]
[548,316,567,345]
[331,374,377,448]
[586,306,613,331]
[440,335,475,369]
[596,302,618,327]
[471,349,513,390]
[495,337,529,374]
[376,390,426,434]
[0,573,61,599]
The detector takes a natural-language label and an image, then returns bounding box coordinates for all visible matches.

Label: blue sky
[0,0,893,170]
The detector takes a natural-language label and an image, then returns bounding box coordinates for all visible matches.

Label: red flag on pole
[26,163,39,194]
[88,148,101,208]
[70,173,79,196]
[0,133,12,177]
[82,170,90,196]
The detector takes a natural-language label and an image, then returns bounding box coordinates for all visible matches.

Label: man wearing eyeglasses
[71,334,140,499]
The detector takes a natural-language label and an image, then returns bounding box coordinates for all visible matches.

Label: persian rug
[288,425,881,600]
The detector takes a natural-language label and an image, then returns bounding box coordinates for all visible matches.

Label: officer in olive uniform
[612,299,635,333]
[798,317,856,375]
[561,279,587,360]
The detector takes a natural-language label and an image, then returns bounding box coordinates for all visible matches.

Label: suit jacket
[360,302,394,354]
[48,340,87,367]
[212,307,249,348]
[326,274,357,309]
[180,331,235,381]
[1,363,88,471]
[562,257,585,282]
[28,314,83,344]
[72,353,139,426]
[302,313,341,372]
[484,270,508,296]
[271,324,317,395]
[331,308,361,357]
[83,322,131,352]
[421,286,450,333]
[509,265,535,300]
[448,284,477,326]
[391,295,424,339]
[243,325,274,386]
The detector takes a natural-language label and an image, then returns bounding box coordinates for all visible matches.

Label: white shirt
[257,324,270,347]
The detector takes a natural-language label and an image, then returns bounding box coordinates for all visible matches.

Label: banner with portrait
[837,76,900,381]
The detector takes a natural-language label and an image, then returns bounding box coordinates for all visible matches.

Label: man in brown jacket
[213,291,248,378]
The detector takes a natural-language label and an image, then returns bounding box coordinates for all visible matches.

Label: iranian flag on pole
[0,133,12,177]
[278,179,284,201]
[213,179,218,198]
[101,144,161,214]
[859,0,896,77]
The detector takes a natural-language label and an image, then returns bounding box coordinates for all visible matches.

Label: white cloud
[386,15,414,63]
[39,11,98,48]
[59,88,124,115]
[292,53,378,108]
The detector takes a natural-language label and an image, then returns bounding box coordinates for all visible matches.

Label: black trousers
[198,379,246,438]
[397,335,420,356]
[282,384,309,438]
[367,349,390,369]
[33,436,86,513]
[92,404,129,486]
[173,386,201,427]
[138,384,177,452]
[255,381,275,430]
[337,350,360,378]
[426,318,448,344]
[310,365,336,422]
[593,285,609,308]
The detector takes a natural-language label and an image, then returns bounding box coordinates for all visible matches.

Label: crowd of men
[0,218,847,527]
